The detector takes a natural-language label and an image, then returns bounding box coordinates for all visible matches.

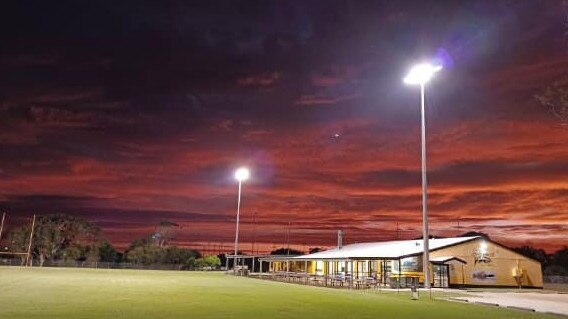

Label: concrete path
[448,291,568,316]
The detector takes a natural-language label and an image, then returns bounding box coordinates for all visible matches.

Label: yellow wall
[267,238,543,288]
[431,238,543,288]
[272,261,317,273]
[308,261,316,274]
[272,261,284,272]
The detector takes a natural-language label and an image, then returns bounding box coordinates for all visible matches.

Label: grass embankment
[0,267,560,319]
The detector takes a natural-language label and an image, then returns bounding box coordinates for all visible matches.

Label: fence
[5,258,565,284]
[0,258,192,271]
[544,275,568,284]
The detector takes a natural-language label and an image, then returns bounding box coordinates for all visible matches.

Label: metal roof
[287,236,480,260]
[430,256,467,264]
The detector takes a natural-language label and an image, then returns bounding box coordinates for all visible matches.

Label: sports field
[0,267,559,319]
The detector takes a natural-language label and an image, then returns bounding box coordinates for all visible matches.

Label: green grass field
[0,267,560,319]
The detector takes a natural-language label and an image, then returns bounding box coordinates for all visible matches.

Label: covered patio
[254,256,417,289]
[249,237,472,289]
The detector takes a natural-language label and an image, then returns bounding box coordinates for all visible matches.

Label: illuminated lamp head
[235,167,250,182]
[403,63,442,86]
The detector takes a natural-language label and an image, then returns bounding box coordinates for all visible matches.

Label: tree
[31,214,102,266]
[205,255,221,267]
[6,225,31,265]
[152,221,180,247]
[512,246,549,266]
[552,247,568,270]
[126,237,151,251]
[125,239,200,267]
[61,245,82,262]
[186,256,197,269]
[126,245,162,265]
[459,231,490,239]
[195,255,221,270]
[535,76,568,123]
[309,247,324,254]
[544,264,566,276]
[162,246,200,264]
[217,253,227,268]
[270,247,303,256]
[99,242,122,263]
[8,214,102,266]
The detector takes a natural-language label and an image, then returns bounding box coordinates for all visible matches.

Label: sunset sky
[1,1,567,253]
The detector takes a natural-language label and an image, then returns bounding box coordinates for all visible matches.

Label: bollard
[411,286,419,300]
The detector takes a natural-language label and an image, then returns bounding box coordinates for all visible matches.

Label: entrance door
[432,264,449,288]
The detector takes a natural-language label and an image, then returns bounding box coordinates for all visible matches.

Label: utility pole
[457,218,461,236]
[286,221,291,255]
[251,211,256,255]
[396,222,399,240]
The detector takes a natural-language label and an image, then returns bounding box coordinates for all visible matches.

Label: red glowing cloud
[1,1,566,254]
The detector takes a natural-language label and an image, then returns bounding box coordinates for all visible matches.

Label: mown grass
[0,267,560,319]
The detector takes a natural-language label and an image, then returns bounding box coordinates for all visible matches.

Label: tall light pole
[404,63,442,289]
[234,167,250,272]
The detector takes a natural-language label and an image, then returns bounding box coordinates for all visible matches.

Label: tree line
[512,245,568,276]
[4,214,220,269]
[4,215,568,275]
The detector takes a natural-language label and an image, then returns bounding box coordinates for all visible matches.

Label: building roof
[430,256,467,264]
[287,236,480,260]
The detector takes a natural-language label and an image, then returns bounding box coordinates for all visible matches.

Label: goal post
[0,213,36,267]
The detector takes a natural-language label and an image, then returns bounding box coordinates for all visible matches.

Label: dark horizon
[1,1,567,253]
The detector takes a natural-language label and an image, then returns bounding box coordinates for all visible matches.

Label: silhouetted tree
[270,248,303,255]
[512,246,550,267]
[459,231,490,239]
[152,221,180,247]
[413,235,447,240]
[99,242,122,263]
[309,247,324,254]
[551,247,568,270]
[125,239,200,267]
[127,237,151,252]
[126,245,162,264]
[163,246,200,264]
[544,264,567,276]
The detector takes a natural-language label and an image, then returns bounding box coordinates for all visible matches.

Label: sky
[1,0,567,253]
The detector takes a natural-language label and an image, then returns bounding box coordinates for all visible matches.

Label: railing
[249,271,387,289]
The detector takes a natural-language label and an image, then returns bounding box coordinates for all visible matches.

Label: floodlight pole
[420,82,431,289]
[234,179,243,271]
[405,63,440,288]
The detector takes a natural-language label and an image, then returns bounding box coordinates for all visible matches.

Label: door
[432,264,449,288]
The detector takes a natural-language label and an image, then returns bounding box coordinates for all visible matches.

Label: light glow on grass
[0,267,558,319]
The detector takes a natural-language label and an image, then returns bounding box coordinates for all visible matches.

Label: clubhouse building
[258,236,543,289]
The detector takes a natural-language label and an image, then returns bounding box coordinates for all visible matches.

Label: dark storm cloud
[0,194,229,229]
[0,194,108,211]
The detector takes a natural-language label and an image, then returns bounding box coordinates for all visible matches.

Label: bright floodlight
[234,167,250,182]
[479,241,488,253]
[403,63,442,85]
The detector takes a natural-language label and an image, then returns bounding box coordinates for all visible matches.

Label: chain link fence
[0,258,190,270]
[544,276,568,292]
[544,275,568,284]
